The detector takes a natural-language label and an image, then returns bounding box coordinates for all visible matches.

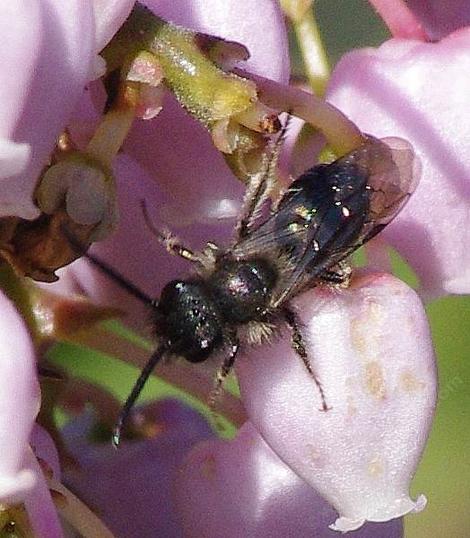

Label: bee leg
[282,307,330,412]
[320,261,352,287]
[236,160,273,240]
[236,116,290,241]
[158,229,199,262]
[208,335,240,425]
[140,199,204,264]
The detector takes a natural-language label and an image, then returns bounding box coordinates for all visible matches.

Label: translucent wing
[232,136,418,306]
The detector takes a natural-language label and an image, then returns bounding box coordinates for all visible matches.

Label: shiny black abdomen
[210,257,278,323]
[155,280,224,362]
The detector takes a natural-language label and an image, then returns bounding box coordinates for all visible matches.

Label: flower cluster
[0,0,467,536]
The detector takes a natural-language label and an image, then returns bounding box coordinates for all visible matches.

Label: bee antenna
[61,225,155,308]
[140,199,166,243]
[112,343,168,448]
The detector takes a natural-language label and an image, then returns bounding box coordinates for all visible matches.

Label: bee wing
[358,136,419,240]
[232,137,418,307]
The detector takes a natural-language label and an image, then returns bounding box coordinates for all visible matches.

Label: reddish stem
[368,0,429,40]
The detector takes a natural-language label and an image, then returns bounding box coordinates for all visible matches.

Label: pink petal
[406,0,470,40]
[23,450,63,538]
[368,0,428,40]
[327,32,470,296]
[236,271,437,531]
[123,95,244,236]
[0,1,40,217]
[0,139,31,178]
[176,422,403,537]
[0,292,40,504]
[30,424,61,481]
[0,0,95,219]
[63,399,213,537]
[93,0,135,52]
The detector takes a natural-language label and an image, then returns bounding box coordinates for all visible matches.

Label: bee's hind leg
[282,306,330,412]
[320,261,352,287]
[208,334,240,429]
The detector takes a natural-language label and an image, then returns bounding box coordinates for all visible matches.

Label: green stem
[103,3,257,124]
[292,6,330,96]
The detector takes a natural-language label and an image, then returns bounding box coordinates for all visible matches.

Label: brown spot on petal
[365,361,386,400]
[350,318,367,356]
[50,488,68,509]
[346,394,358,417]
[36,457,54,480]
[367,455,384,477]
[400,370,425,393]
[305,443,325,468]
[365,298,385,327]
[200,454,217,481]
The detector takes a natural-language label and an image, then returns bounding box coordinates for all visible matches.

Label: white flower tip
[329,494,427,533]
[412,494,427,513]
[0,469,36,504]
[0,139,31,177]
[329,517,365,533]
[91,55,107,80]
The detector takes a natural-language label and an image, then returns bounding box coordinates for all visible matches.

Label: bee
[80,135,417,447]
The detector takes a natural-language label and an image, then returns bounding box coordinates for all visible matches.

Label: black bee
[82,135,417,447]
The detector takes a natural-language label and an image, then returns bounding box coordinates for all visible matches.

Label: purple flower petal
[0,0,95,219]
[327,31,470,296]
[30,424,61,481]
[23,450,63,538]
[236,271,437,530]
[63,399,213,537]
[0,292,40,504]
[176,422,403,537]
[93,0,135,52]
[406,0,470,40]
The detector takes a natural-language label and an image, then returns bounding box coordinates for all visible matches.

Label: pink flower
[0,291,63,537]
[327,4,470,297]
[0,292,39,503]
[236,271,437,531]
[176,422,404,537]
[0,1,92,219]
[63,399,214,537]
[0,0,134,220]
[405,0,470,40]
